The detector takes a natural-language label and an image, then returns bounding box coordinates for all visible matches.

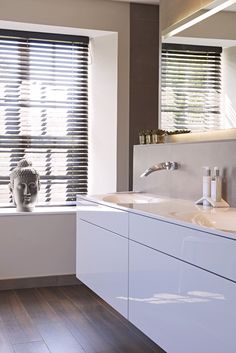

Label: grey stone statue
[9,159,40,212]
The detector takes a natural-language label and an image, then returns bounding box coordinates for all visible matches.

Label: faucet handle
[166,161,179,170]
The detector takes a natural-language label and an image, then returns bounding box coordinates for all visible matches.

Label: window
[0,30,89,206]
[161,43,222,132]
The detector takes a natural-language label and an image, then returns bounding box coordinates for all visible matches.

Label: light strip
[162,0,236,39]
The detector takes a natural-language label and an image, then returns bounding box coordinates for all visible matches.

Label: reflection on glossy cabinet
[129,240,236,353]
[129,213,236,282]
[76,219,128,318]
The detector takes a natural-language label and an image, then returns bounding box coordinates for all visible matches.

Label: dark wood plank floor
[0,285,165,353]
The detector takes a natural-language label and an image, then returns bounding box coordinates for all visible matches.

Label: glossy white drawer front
[76,219,128,318]
[129,213,236,281]
[129,241,236,353]
[78,204,128,237]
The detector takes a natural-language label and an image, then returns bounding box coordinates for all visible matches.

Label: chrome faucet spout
[140,161,179,177]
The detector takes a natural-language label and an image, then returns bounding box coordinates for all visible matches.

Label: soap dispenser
[211,167,222,202]
[196,166,229,208]
[202,166,211,206]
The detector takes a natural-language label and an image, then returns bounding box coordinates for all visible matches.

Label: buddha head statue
[9,159,40,212]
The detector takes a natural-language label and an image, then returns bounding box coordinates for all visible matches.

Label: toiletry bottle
[211,167,222,202]
[202,166,211,206]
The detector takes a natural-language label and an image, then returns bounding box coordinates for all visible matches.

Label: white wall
[222,46,236,128]
[0,213,76,279]
[88,34,118,194]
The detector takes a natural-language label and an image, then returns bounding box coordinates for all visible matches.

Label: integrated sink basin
[80,192,236,235]
[101,192,164,204]
[171,209,236,233]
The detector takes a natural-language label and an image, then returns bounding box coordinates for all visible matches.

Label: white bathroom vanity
[76,193,236,353]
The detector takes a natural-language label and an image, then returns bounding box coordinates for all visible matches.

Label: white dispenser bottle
[211,167,222,202]
[202,166,211,206]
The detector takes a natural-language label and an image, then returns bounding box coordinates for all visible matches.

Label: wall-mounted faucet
[140,161,179,177]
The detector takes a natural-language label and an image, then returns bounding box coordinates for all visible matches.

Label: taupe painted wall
[179,10,236,40]
[0,0,130,191]
[160,0,216,32]
[129,3,159,189]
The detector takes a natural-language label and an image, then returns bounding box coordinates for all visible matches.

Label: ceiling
[206,2,236,11]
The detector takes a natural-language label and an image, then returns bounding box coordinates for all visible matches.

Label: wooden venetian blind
[0,29,89,206]
[161,43,222,132]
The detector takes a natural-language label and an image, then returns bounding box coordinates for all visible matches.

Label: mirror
[160,1,236,135]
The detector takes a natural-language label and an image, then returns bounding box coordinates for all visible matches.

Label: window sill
[0,206,77,216]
